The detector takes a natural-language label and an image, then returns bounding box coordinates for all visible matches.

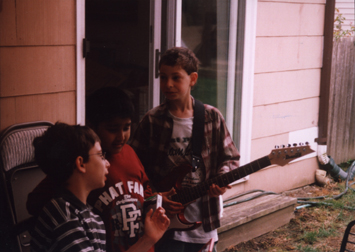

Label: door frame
[76,0,86,125]
[239,0,257,166]
[149,0,162,109]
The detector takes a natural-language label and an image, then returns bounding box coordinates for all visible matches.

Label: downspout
[316,0,335,151]
[315,0,338,178]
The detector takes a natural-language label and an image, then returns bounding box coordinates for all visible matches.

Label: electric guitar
[148,143,315,231]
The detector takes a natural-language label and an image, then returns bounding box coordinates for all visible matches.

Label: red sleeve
[128,144,153,198]
[26,176,58,216]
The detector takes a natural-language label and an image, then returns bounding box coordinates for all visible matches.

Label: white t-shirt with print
[167,112,218,244]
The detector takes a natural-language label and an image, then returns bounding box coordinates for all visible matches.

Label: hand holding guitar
[160,188,184,217]
[207,184,232,198]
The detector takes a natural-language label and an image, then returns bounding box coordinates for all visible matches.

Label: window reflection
[181,0,230,117]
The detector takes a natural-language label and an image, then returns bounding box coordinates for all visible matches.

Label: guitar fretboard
[171,156,271,205]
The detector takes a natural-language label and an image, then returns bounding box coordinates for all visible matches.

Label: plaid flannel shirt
[130,99,240,232]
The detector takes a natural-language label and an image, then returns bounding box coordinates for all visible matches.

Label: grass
[296,245,320,252]
[318,225,336,238]
[301,231,318,244]
[224,161,355,251]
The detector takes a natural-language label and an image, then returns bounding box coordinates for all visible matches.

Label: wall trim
[76,0,85,125]
[239,0,258,166]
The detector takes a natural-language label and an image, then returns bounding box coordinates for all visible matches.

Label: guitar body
[155,164,193,192]
[145,197,202,232]
[168,210,202,231]
[148,164,202,231]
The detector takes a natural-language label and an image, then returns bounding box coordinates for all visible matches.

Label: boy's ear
[75,156,86,173]
[190,72,198,87]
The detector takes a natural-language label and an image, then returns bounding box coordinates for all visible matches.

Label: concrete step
[217,191,297,251]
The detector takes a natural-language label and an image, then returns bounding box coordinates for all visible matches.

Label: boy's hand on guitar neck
[208,184,232,198]
[160,188,184,218]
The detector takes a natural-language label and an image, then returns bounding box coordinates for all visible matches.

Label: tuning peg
[281,144,285,148]
[288,144,291,147]
[293,143,297,147]
[275,145,279,149]
[299,142,304,146]
[305,141,309,145]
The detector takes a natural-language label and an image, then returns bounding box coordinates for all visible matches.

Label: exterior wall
[0,0,77,131]
[335,0,355,33]
[0,0,327,194]
[225,0,325,198]
[253,0,324,158]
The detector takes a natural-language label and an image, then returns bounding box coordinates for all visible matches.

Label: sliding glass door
[162,0,244,148]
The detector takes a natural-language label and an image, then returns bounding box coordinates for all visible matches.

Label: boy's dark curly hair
[86,87,135,128]
[33,122,100,184]
[159,47,200,75]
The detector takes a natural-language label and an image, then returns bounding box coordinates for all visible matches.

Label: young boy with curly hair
[30,122,109,251]
[130,47,240,252]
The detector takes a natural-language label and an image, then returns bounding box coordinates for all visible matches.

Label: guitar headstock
[268,142,315,166]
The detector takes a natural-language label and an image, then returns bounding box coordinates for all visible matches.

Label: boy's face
[86,142,110,189]
[159,64,197,102]
[94,117,131,156]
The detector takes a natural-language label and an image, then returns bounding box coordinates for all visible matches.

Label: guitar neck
[171,156,271,205]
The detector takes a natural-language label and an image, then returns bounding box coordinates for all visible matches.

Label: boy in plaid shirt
[130,47,240,252]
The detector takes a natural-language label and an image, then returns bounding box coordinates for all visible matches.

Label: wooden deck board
[217,192,297,251]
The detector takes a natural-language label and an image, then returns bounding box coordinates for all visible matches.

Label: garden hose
[223,159,355,210]
[296,160,355,210]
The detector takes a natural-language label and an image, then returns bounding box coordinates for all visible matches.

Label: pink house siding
[0,0,77,130]
[225,0,325,198]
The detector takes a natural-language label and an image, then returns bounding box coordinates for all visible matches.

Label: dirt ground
[223,181,355,252]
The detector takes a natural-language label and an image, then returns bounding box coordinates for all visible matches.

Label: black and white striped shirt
[31,190,106,252]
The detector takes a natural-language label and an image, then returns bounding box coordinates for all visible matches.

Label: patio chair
[0,121,53,252]
[340,220,355,252]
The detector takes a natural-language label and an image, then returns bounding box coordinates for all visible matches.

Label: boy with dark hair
[130,47,240,252]
[86,87,165,252]
[27,88,171,252]
[31,122,109,251]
